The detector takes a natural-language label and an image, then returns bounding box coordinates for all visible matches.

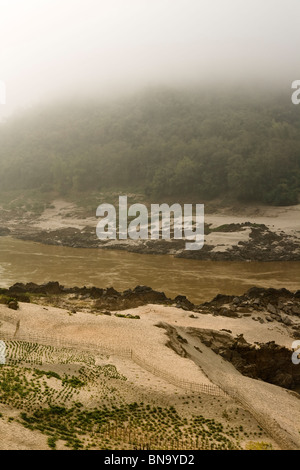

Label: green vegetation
[0,295,19,309]
[115,313,140,320]
[19,402,242,450]
[6,341,96,367]
[0,361,242,451]
[0,87,299,206]
[245,441,273,450]
[0,292,30,303]
[33,369,62,380]
[62,376,85,389]
[0,340,272,450]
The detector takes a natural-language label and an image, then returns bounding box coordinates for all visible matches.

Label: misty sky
[0,0,299,116]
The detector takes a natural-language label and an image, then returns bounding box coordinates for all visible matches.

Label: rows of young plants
[0,360,247,450]
[0,340,271,450]
[19,402,243,450]
[6,341,96,366]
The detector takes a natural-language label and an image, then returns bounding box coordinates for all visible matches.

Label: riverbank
[1,198,300,261]
[3,282,300,390]
[1,283,300,450]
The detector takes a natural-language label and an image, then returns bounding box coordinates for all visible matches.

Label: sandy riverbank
[1,198,299,261]
[1,287,300,449]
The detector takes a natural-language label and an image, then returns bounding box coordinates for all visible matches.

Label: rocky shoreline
[1,220,300,261]
[185,327,300,390]
[1,198,300,261]
[2,281,300,392]
[4,281,300,338]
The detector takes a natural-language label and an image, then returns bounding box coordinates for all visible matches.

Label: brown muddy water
[0,237,299,304]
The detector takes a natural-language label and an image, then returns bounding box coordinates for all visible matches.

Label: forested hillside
[0,87,299,205]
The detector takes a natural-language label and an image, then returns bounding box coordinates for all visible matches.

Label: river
[0,237,299,304]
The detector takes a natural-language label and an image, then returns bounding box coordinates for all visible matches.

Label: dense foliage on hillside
[0,87,299,205]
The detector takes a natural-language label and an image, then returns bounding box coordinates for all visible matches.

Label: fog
[0,0,299,116]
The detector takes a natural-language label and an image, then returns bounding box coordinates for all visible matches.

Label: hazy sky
[0,0,299,115]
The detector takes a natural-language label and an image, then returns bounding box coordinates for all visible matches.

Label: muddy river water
[0,237,299,304]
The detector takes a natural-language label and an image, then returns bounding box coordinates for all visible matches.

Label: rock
[187,328,300,390]
[208,294,235,306]
[292,306,300,316]
[159,323,188,358]
[9,281,64,295]
[266,316,274,322]
[270,313,280,320]
[235,333,248,345]
[174,295,195,311]
[267,303,277,315]
[8,300,18,310]
[237,307,252,314]
[283,306,291,314]
[133,285,152,294]
[273,372,294,389]
[8,282,173,312]
[220,308,239,318]
[281,314,293,326]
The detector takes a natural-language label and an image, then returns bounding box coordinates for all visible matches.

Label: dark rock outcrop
[7,282,171,311]
[201,287,300,330]
[187,328,300,391]
[156,323,188,358]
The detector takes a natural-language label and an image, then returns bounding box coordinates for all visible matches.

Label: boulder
[8,300,18,310]
[273,372,294,389]
[292,305,300,316]
[281,314,293,326]
[219,308,239,318]
[267,303,277,315]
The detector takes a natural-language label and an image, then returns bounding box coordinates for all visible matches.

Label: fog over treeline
[0,1,299,206]
[0,86,299,206]
[0,0,299,117]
